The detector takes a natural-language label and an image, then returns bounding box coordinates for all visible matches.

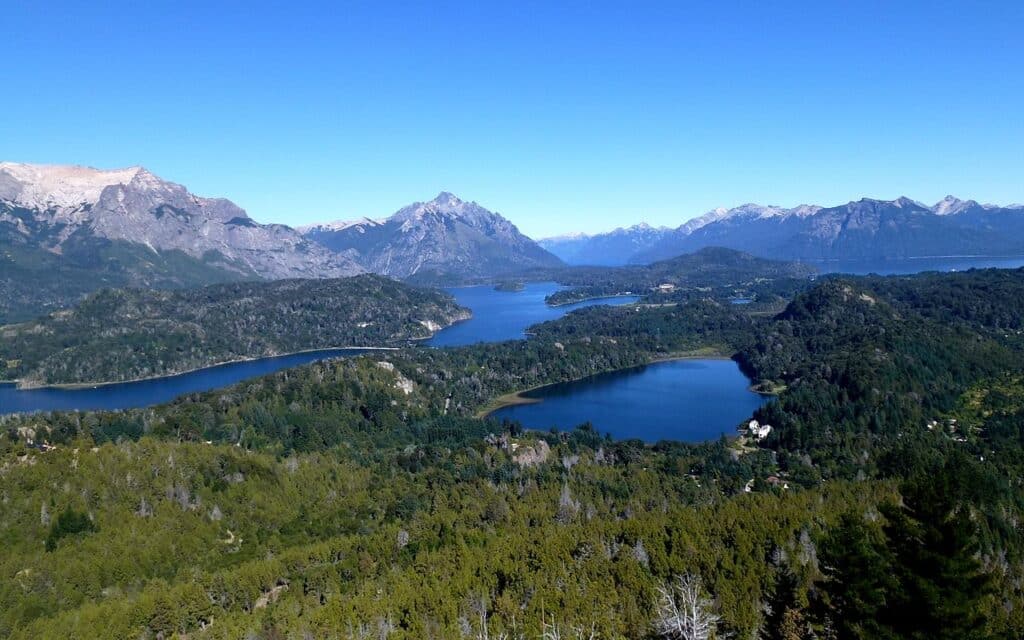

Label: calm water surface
[0,349,367,414]
[489,359,768,443]
[810,256,1024,275]
[0,282,637,415]
[4,260,1011,422]
[427,282,639,346]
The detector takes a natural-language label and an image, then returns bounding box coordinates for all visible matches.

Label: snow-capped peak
[431,191,463,207]
[392,192,497,226]
[612,222,670,234]
[679,204,771,234]
[892,196,927,209]
[299,217,381,233]
[677,202,824,235]
[678,207,732,235]
[541,231,590,241]
[0,162,145,210]
[932,195,977,216]
[788,204,823,218]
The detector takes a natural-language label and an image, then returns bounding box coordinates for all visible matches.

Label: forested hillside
[0,225,251,324]
[541,247,815,306]
[2,268,1024,638]
[0,164,365,323]
[0,275,468,386]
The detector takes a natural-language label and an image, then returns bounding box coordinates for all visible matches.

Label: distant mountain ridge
[543,196,1024,265]
[302,192,563,280]
[7,161,1023,321]
[0,162,362,279]
[539,223,672,266]
[0,162,365,322]
[543,246,816,306]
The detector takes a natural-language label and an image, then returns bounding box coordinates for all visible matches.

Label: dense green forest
[2,267,1024,638]
[406,247,813,309]
[0,215,258,324]
[538,247,816,306]
[0,275,468,386]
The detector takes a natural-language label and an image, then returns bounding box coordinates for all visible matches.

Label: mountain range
[300,192,562,281]
[0,162,367,321]
[0,162,362,279]
[539,223,671,266]
[0,164,561,321]
[5,161,1024,323]
[542,197,1024,266]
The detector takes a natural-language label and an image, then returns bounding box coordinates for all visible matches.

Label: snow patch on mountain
[299,217,383,233]
[301,192,562,278]
[932,196,974,216]
[0,162,144,210]
[0,162,363,279]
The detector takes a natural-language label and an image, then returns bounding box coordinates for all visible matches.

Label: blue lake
[0,282,637,415]
[488,359,768,443]
[426,282,639,346]
[810,256,1024,275]
[0,349,367,415]
[3,259,1014,425]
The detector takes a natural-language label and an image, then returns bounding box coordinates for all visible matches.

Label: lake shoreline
[545,292,639,308]
[475,349,738,418]
[13,346,401,391]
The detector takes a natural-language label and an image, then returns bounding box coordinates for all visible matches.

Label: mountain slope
[633,196,1024,264]
[538,223,671,265]
[1,274,468,385]
[302,192,563,280]
[544,246,816,305]
[0,162,363,321]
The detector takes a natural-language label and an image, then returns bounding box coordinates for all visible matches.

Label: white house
[747,419,773,440]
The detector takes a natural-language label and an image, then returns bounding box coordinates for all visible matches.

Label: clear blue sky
[4,1,1023,237]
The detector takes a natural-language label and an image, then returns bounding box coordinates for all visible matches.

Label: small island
[494,280,525,292]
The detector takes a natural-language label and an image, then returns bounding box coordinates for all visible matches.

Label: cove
[488,359,769,443]
[427,282,639,346]
[0,282,637,415]
[0,349,368,415]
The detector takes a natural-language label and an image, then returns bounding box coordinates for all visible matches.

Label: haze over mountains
[542,196,1024,266]
[539,223,672,266]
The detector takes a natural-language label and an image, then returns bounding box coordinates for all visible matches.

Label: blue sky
[4,1,1023,237]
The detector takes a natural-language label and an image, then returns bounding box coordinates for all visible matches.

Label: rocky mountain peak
[846,196,927,212]
[0,161,362,280]
[892,196,925,209]
[299,217,381,233]
[431,191,463,207]
[302,192,561,278]
[0,162,146,210]
[391,192,499,229]
[932,195,977,216]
